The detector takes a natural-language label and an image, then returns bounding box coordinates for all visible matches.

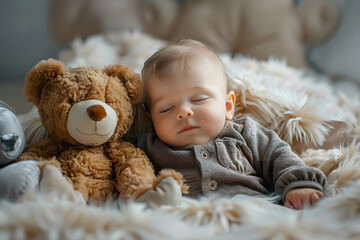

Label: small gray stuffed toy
[0,101,25,166]
[0,101,39,200]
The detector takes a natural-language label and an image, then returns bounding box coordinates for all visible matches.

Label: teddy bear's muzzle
[86,105,107,122]
[67,100,118,146]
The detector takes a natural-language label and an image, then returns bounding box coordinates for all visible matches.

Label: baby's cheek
[203,114,226,137]
[154,119,174,142]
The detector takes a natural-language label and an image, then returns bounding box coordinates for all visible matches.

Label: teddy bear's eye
[69,99,75,105]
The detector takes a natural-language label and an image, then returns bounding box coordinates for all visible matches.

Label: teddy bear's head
[23,59,142,146]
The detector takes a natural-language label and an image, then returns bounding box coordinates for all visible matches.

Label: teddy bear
[48,0,339,68]
[7,59,188,204]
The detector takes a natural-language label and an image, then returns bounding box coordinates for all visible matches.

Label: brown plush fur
[19,59,187,202]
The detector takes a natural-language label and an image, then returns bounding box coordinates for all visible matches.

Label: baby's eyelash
[160,106,174,113]
[192,97,209,102]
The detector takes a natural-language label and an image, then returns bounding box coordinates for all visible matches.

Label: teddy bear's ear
[23,59,66,105]
[104,63,143,104]
[23,59,65,105]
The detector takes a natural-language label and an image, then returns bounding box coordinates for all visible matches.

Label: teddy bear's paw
[39,165,86,205]
[0,160,40,201]
[157,169,189,194]
[136,176,182,209]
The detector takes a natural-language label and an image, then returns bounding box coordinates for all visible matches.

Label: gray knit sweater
[137,116,327,200]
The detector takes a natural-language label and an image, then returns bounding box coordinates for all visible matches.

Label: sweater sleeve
[239,117,327,200]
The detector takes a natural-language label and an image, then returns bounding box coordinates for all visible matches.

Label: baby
[136,39,327,210]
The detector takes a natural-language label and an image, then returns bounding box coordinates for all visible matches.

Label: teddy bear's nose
[86,105,107,121]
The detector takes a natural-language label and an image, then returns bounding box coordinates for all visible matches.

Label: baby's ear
[23,59,65,105]
[225,91,236,120]
[104,64,143,104]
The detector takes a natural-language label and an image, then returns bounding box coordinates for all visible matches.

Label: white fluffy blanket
[2,31,360,240]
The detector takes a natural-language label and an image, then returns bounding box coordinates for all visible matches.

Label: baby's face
[146,56,235,147]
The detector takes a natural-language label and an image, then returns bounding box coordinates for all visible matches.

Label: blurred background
[0,0,359,114]
[0,0,62,114]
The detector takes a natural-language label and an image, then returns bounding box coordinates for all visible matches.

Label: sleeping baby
[136,39,327,210]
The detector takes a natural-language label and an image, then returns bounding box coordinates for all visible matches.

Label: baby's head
[142,39,235,147]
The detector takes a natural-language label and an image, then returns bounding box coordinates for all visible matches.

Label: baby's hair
[142,39,226,82]
[142,39,227,110]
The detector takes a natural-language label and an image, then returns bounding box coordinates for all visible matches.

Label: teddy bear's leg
[39,165,86,205]
[135,169,189,208]
[155,169,189,194]
[0,160,40,201]
[71,177,118,203]
[136,176,182,208]
[87,179,117,202]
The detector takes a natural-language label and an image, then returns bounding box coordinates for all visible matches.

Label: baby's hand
[284,188,323,210]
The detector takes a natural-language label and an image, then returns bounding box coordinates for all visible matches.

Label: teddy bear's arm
[107,140,189,200]
[106,140,156,199]
[17,138,60,162]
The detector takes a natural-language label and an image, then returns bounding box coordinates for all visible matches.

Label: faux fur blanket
[1,31,360,240]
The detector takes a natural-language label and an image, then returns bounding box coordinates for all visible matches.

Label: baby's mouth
[178,125,200,134]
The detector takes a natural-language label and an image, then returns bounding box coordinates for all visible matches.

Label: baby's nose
[87,105,107,121]
[176,106,194,120]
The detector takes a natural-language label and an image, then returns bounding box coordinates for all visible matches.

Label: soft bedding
[1,31,360,240]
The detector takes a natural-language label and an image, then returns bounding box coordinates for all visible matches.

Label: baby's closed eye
[159,106,174,113]
[191,94,209,103]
